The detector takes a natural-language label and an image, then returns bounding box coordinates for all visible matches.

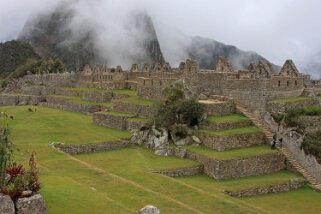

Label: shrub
[0,123,12,188]
[155,82,204,128]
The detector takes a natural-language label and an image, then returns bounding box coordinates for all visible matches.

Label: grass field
[198,126,262,136]
[207,114,250,123]
[2,106,321,214]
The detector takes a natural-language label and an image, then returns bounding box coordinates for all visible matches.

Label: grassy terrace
[2,106,321,213]
[49,94,112,107]
[198,126,262,136]
[207,114,250,123]
[97,111,135,117]
[177,170,304,192]
[117,96,158,106]
[183,144,278,160]
[60,87,138,96]
[270,96,311,103]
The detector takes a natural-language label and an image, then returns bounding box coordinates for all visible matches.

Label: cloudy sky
[0,0,321,71]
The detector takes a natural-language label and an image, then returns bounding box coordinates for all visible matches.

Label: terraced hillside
[1,88,321,213]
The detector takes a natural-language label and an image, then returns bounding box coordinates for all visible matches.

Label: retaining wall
[198,132,266,151]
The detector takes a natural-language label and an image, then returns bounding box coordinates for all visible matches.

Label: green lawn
[270,96,311,103]
[112,89,137,96]
[2,106,321,214]
[183,144,278,160]
[198,126,262,136]
[176,170,304,192]
[117,96,158,106]
[49,95,112,107]
[207,114,250,123]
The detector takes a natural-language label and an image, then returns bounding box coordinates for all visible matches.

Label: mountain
[303,51,321,80]
[186,36,279,71]
[0,40,40,79]
[18,2,165,72]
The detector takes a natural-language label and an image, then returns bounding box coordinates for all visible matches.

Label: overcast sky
[0,0,321,69]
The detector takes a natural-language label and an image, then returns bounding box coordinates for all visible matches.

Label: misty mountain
[18,3,165,71]
[186,36,279,71]
[0,40,40,79]
[303,51,321,80]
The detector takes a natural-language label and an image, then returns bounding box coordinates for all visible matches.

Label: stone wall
[42,96,105,114]
[200,100,236,116]
[0,94,45,106]
[137,77,178,100]
[54,141,131,155]
[186,151,285,179]
[198,132,266,151]
[279,128,321,182]
[224,179,305,197]
[82,91,112,103]
[200,120,252,131]
[7,73,78,95]
[112,100,158,118]
[127,119,151,130]
[150,165,203,177]
[92,112,133,130]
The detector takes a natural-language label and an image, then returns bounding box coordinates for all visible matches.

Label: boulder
[16,194,47,214]
[192,135,201,144]
[0,193,15,214]
[198,93,208,100]
[139,205,161,214]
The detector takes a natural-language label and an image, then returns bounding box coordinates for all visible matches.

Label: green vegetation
[183,144,277,160]
[198,126,262,136]
[177,170,304,192]
[156,81,204,128]
[0,122,12,188]
[118,96,157,106]
[207,114,250,123]
[1,106,321,213]
[0,40,40,79]
[112,89,137,96]
[283,105,321,128]
[302,131,321,162]
[271,96,311,103]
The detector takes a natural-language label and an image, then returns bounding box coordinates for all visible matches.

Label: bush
[155,82,204,128]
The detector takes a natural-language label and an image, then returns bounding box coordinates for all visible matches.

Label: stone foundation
[200,100,236,116]
[224,179,305,197]
[112,100,157,118]
[93,112,134,130]
[198,132,266,151]
[54,141,131,155]
[185,151,285,179]
[200,120,252,131]
[0,94,45,106]
[82,91,112,103]
[150,165,203,177]
[127,119,151,130]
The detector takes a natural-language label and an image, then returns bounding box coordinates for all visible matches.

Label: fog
[1,0,321,77]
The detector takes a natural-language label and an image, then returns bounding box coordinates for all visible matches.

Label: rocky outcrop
[16,194,47,214]
[139,205,161,214]
[131,126,170,156]
[0,193,15,214]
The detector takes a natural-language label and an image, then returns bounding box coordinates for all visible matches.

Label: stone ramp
[236,103,321,192]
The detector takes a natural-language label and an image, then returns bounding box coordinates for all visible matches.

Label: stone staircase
[236,103,321,192]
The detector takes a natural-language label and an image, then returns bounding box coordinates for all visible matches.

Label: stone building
[79,57,311,110]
